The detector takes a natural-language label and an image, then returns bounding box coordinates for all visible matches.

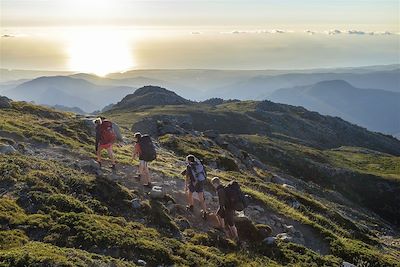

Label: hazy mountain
[0,68,73,83]
[217,69,400,100]
[4,76,135,112]
[2,65,399,102]
[268,80,400,136]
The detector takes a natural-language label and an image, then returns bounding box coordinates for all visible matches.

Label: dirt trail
[30,144,331,253]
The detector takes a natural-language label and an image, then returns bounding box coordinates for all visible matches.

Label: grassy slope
[0,101,399,266]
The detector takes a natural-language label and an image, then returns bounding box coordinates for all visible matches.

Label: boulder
[245,205,265,219]
[175,218,191,230]
[158,123,186,136]
[0,96,12,109]
[235,215,272,242]
[342,262,356,267]
[276,233,293,242]
[263,236,276,245]
[132,117,158,136]
[203,130,219,139]
[137,259,147,266]
[131,198,141,209]
[77,159,100,174]
[0,144,17,155]
[290,200,301,209]
[284,225,296,234]
[149,186,166,199]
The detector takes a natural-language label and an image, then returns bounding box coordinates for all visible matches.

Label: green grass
[326,147,400,180]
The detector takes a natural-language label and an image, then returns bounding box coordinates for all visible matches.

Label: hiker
[183,154,207,218]
[211,177,239,241]
[95,117,117,170]
[133,132,156,187]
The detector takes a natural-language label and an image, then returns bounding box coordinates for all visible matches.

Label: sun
[66,29,134,76]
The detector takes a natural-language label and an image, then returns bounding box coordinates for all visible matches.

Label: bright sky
[1,0,399,75]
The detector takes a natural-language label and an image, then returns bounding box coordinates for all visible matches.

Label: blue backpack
[190,159,206,182]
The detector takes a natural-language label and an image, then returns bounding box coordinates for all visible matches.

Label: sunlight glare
[67,30,134,76]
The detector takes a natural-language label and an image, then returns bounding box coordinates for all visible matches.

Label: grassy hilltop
[0,88,400,266]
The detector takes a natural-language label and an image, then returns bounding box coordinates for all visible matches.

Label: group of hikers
[94,117,246,241]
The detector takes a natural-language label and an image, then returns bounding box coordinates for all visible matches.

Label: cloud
[1,34,15,38]
[346,30,366,35]
[221,29,287,34]
[324,29,342,35]
[304,30,316,35]
[190,31,202,35]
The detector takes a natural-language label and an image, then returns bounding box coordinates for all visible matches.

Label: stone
[263,236,276,245]
[131,198,141,209]
[284,225,296,234]
[0,96,12,109]
[276,233,293,242]
[291,200,301,209]
[0,144,17,155]
[149,186,166,199]
[137,259,147,266]
[342,262,356,267]
[282,184,296,191]
[175,218,191,230]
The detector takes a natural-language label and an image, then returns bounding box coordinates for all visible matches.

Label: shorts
[98,143,113,150]
[217,207,235,226]
[188,180,204,193]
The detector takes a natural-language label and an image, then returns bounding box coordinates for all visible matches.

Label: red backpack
[99,120,116,145]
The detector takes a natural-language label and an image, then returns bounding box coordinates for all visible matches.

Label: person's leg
[230,225,239,240]
[187,191,194,207]
[144,162,151,184]
[197,192,207,211]
[97,146,103,166]
[216,214,225,229]
[107,145,115,166]
[139,161,147,185]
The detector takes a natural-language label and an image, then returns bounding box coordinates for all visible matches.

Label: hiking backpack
[139,135,157,162]
[224,181,248,211]
[99,120,116,145]
[190,159,207,182]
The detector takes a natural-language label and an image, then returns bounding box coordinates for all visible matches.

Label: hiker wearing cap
[183,155,207,219]
[95,117,117,170]
[133,132,156,187]
[211,177,239,241]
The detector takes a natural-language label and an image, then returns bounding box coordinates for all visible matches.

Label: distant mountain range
[268,80,400,138]
[217,69,400,99]
[2,76,135,112]
[1,65,398,136]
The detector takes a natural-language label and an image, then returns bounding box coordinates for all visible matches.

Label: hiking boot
[201,210,208,220]
[186,205,194,212]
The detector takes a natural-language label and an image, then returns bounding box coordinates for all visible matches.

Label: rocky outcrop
[112,86,192,110]
[131,115,193,137]
[0,96,12,109]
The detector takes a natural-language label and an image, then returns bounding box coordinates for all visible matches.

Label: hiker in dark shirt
[211,176,239,240]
